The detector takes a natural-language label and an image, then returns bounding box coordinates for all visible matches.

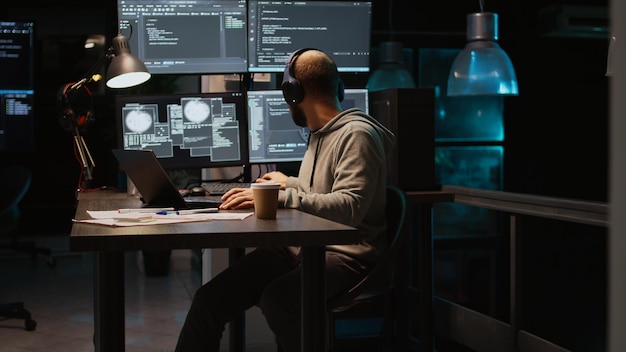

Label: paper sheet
[73,210,254,227]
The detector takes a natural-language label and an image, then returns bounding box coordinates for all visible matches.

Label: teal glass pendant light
[447,3,519,96]
[366,41,416,92]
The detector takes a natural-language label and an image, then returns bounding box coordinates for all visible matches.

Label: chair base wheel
[25,318,37,331]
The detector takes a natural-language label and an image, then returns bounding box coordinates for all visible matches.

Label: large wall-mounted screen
[247,0,372,73]
[0,20,35,152]
[117,0,248,74]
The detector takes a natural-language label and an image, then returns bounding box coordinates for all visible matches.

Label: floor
[0,235,277,352]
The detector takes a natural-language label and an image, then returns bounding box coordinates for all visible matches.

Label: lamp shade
[447,12,518,96]
[106,34,151,89]
[366,41,416,92]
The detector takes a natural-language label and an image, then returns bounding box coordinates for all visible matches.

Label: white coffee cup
[251,182,280,219]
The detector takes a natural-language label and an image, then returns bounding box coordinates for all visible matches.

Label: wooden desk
[70,190,359,352]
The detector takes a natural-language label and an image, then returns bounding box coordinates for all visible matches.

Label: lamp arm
[67,47,115,93]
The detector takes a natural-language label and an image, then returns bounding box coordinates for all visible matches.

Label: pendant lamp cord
[388,0,394,40]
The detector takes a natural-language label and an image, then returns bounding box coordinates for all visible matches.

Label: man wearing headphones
[176,48,396,352]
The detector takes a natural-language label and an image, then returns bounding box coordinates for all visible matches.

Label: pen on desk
[118,207,175,213]
[155,208,218,215]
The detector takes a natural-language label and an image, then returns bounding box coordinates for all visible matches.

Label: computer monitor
[247,0,372,73]
[0,20,35,152]
[246,88,369,164]
[117,0,248,74]
[115,91,249,170]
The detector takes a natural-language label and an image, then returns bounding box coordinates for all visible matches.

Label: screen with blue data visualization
[0,20,35,151]
[115,92,249,170]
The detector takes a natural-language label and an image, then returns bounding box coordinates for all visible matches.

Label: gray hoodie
[278,108,396,264]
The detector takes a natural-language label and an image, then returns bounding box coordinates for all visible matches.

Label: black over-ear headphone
[281,48,345,105]
[57,82,95,133]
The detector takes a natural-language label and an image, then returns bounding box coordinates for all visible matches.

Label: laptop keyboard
[202,182,251,196]
[182,196,224,208]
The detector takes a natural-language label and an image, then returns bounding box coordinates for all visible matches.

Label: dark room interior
[0,0,615,351]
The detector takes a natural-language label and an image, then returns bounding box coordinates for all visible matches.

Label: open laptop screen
[112,149,222,209]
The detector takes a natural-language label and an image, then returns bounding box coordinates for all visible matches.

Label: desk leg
[94,251,125,352]
[416,204,434,352]
[300,246,326,352]
[229,248,246,352]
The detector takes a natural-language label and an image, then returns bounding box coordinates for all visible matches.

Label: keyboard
[202,182,250,196]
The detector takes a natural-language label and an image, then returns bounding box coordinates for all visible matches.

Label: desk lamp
[57,32,151,189]
[447,2,518,96]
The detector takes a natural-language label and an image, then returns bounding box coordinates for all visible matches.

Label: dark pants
[175,247,368,352]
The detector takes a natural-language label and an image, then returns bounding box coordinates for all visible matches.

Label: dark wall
[368,0,609,202]
[0,0,610,235]
[0,1,610,349]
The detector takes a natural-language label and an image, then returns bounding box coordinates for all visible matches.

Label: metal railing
[406,185,608,352]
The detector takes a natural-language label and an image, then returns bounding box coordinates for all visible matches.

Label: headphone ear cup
[58,108,76,133]
[282,77,304,105]
[282,48,314,105]
[76,109,95,130]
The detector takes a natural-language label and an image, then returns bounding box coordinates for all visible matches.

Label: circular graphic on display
[125,110,153,133]
[184,99,211,123]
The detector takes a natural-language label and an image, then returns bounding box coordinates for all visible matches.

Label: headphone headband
[56,83,95,133]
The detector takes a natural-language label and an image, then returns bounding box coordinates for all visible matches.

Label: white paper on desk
[76,213,211,227]
[77,210,254,227]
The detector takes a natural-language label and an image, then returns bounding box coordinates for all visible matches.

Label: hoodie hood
[314,108,395,156]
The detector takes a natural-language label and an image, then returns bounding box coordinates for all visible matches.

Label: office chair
[0,164,54,266]
[271,185,408,352]
[0,165,45,331]
[325,185,409,352]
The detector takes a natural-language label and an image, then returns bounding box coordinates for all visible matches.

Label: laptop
[112,149,223,210]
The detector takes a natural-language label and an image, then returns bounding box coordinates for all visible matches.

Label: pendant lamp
[447,10,518,96]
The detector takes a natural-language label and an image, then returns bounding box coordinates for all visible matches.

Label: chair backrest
[0,165,32,234]
[328,185,409,312]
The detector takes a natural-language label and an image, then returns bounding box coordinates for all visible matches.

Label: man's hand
[256,171,288,190]
[220,188,254,209]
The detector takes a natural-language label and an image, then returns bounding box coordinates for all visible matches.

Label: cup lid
[250,182,281,189]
